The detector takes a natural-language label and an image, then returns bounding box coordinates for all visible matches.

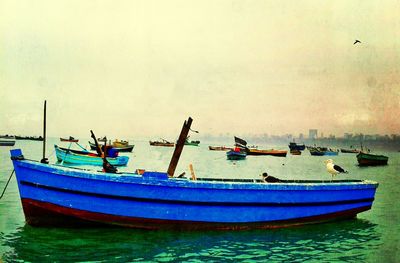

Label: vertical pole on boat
[167,117,192,177]
[40,100,49,164]
[189,163,196,180]
[90,130,103,157]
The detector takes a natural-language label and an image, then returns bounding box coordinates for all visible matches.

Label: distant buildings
[309,129,318,140]
[196,129,400,151]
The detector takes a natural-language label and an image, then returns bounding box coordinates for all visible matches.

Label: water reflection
[2,219,380,262]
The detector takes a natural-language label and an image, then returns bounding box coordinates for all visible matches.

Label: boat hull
[288,143,305,151]
[324,151,339,156]
[185,141,200,146]
[247,149,287,157]
[0,140,15,146]
[89,142,134,153]
[357,152,388,166]
[209,146,233,151]
[11,149,379,230]
[149,141,175,147]
[60,138,79,143]
[226,150,247,160]
[55,145,129,166]
[290,150,301,155]
[21,198,370,230]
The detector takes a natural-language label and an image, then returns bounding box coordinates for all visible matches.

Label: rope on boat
[0,169,15,200]
[47,148,56,159]
[75,142,89,152]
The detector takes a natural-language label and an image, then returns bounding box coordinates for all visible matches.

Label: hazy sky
[1,0,399,139]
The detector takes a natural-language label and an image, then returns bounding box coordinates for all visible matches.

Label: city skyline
[1,1,399,138]
[2,129,399,142]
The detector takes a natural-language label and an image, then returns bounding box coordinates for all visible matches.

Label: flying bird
[324,159,348,180]
[354,40,361,45]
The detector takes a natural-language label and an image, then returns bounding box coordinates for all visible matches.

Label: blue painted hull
[324,151,339,156]
[226,150,247,160]
[55,145,129,166]
[11,149,378,230]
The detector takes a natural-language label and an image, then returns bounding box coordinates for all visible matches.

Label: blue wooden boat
[54,145,129,166]
[226,149,247,160]
[10,148,379,230]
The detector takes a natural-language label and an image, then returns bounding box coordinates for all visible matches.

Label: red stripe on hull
[21,198,371,230]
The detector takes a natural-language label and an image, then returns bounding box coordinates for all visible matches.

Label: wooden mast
[90,130,103,157]
[167,117,193,177]
[40,100,48,164]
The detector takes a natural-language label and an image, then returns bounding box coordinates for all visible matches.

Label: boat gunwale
[13,158,379,191]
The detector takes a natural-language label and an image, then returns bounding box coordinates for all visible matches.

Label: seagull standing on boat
[324,159,348,180]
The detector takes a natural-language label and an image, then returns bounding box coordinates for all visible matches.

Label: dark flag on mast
[234,136,247,148]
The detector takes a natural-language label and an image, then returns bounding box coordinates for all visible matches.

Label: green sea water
[0,138,399,262]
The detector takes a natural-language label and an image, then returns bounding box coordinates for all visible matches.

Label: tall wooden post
[40,100,48,164]
[167,117,193,177]
[90,130,103,157]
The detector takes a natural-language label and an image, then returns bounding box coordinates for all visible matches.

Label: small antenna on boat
[40,100,49,164]
[167,117,193,177]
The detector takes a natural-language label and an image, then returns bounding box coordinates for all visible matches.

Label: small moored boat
[246,148,288,157]
[15,136,44,141]
[89,141,134,153]
[0,138,16,146]
[341,146,360,154]
[184,139,200,146]
[55,145,129,166]
[288,142,306,151]
[357,152,388,166]
[209,146,233,151]
[60,136,79,143]
[113,139,129,147]
[149,139,175,147]
[226,148,247,160]
[233,136,287,157]
[309,147,327,156]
